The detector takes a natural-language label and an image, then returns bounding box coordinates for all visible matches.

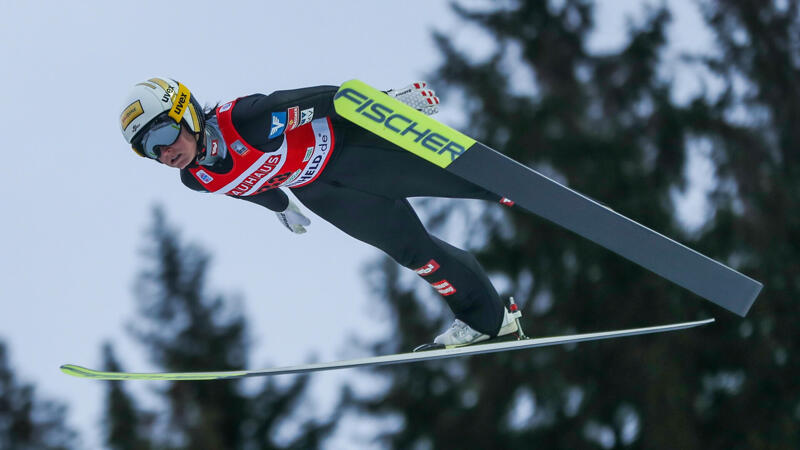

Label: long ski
[60,318,713,381]
[333,80,763,316]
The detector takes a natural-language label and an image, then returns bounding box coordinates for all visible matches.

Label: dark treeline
[0,342,77,449]
[343,0,799,449]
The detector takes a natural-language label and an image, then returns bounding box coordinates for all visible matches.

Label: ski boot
[414,297,527,351]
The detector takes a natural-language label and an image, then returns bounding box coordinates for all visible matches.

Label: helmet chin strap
[195,134,204,162]
[195,116,226,166]
[191,128,205,165]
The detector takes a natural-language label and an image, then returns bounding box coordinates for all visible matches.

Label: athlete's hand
[276,200,311,234]
[386,82,440,115]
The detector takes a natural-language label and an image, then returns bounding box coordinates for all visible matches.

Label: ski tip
[60,364,252,381]
[61,364,132,380]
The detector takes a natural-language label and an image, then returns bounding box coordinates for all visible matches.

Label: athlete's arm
[236,188,290,212]
[180,168,206,191]
[231,85,340,151]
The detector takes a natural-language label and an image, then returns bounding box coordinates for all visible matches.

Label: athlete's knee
[378,235,433,269]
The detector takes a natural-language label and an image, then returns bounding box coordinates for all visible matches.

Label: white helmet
[119,77,204,158]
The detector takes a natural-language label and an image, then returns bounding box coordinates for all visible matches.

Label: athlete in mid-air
[119,77,521,347]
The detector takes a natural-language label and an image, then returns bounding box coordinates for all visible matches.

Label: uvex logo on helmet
[172,91,188,116]
[165,82,192,123]
[161,86,175,103]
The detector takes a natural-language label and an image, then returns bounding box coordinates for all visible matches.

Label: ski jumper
[180,86,505,336]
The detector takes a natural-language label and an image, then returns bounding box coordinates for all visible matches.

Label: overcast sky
[0,1,713,447]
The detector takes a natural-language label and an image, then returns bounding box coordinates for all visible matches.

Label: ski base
[60,318,713,381]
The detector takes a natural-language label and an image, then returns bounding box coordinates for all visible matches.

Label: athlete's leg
[292,181,505,336]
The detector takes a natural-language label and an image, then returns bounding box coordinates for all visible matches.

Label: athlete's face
[157,126,198,169]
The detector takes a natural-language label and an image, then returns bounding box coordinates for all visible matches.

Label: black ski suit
[180,85,505,336]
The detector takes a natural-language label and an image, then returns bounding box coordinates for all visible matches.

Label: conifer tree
[102,207,337,449]
[0,341,78,449]
[101,343,152,450]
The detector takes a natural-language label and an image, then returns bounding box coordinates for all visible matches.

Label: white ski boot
[415,298,525,351]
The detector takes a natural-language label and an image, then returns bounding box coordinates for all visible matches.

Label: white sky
[0,1,713,448]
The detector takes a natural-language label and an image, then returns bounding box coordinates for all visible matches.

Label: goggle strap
[131,145,146,158]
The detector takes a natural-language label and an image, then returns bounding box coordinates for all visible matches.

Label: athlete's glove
[275,200,311,234]
[386,82,440,115]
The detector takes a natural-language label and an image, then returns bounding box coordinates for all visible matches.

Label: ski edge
[60,318,714,381]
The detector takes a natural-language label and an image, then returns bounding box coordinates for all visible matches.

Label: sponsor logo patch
[120,100,143,131]
[299,107,314,126]
[219,102,233,113]
[231,140,248,155]
[196,170,213,184]
[303,146,314,162]
[432,280,456,296]
[269,112,287,138]
[500,197,515,207]
[287,106,300,131]
[286,169,302,184]
[414,259,440,276]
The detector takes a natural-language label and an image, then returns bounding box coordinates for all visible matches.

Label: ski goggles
[134,118,182,160]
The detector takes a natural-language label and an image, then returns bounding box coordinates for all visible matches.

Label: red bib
[188,99,335,196]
